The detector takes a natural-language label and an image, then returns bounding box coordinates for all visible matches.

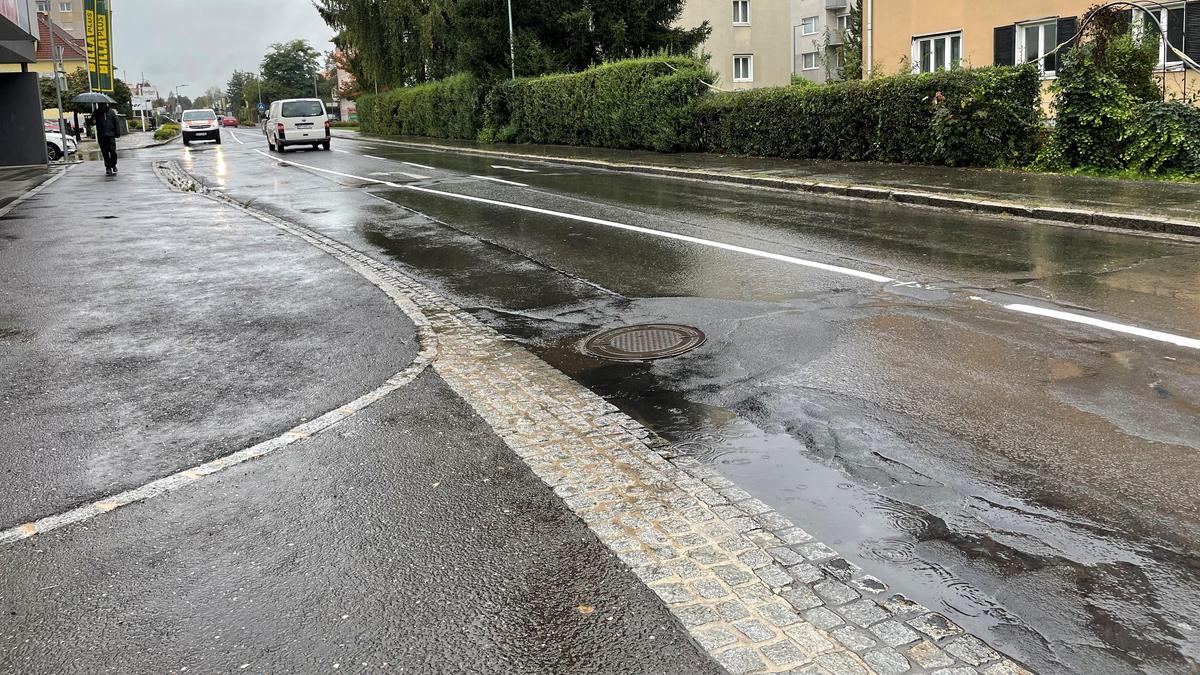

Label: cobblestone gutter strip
[156,162,1031,675]
[343,133,1200,241]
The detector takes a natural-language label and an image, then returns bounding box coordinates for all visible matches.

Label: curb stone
[164,160,1035,675]
[335,132,1200,242]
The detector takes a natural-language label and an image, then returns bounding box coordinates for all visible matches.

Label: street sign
[131,95,153,112]
[84,0,114,92]
[257,102,266,112]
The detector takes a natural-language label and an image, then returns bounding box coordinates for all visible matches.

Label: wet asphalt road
[0,159,722,674]
[171,128,1200,674]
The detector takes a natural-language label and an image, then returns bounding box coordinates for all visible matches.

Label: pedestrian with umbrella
[73,92,121,175]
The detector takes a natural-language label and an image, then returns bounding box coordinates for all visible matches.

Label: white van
[265,98,331,152]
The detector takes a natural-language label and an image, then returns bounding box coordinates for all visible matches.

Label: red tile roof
[35,13,88,63]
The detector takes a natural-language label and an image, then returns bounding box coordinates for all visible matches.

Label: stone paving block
[756,564,794,589]
[693,578,732,600]
[775,527,814,545]
[945,635,1001,666]
[695,626,739,651]
[830,624,877,651]
[718,599,753,622]
[849,575,889,595]
[755,511,793,531]
[735,583,777,607]
[762,639,808,667]
[820,558,861,582]
[931,668,981,675]
[738,498,774,515]
[784,623,837,656]
[869,619,921,648]
[651,582,694,605]
[715,646,768,675]
[675,603,722,629]
[814,579,861,605]
[713,564,755,587]
[797,542,839,561]
[718,534,756,554]
[837,599,891,627]
[907,640,956,669]
[882,594,928,617]
[768,546,806,566]
[780,585,824,611]
[814,651,871,675]
[909,613,965,641]
[786,563,825,584]
[802,607,845,630]
[733,618,777,643]
[667,557,707,580]
[757,600,802,628]
[688,546,730,566]
[747,529,785,549]
[982,662,1034,675]
[738,548,774,570]
[863,648,911,675]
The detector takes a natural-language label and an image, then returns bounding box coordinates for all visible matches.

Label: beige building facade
[678,0,795,89]
[864,0,1199,99]
[33,0,82,38]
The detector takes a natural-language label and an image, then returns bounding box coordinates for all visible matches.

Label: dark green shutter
[994,25,1016,66]
[1056,16,1079,71]
[1184,1,1200,62]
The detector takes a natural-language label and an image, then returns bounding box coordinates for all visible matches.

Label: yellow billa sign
[84,0,113,92]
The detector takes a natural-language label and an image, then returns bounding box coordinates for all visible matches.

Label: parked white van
[264,98,331,152]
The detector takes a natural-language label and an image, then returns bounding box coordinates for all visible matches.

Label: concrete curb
[337,133,1200,240]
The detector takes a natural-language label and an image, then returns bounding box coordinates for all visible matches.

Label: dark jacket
[95,109,122,140]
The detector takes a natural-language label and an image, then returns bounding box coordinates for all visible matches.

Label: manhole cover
[583,324,706,362]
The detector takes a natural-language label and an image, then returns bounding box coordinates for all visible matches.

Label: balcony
[827,27,844,45]
[825,0,848,9]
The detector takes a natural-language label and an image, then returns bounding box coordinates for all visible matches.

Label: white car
[181,108,221,146]
[265,98,330,152]
[45,131,77,161]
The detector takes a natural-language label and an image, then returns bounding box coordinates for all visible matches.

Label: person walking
[94,103,122,176]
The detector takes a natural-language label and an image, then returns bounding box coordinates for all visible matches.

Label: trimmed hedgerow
[357,73,484,139]
[483,57,715,152]
[695,65,1042,167]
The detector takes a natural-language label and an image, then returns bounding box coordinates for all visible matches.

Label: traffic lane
[0,372,722,675]
[202,141,1200,674]
[0,159,417,527]
[328,139,1200,337]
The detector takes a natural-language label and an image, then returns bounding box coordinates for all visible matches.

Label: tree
[261,39,324,99]
[838,2,863,80]
[317,0,709,86]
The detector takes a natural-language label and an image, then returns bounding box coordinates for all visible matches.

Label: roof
[35,13,88,63]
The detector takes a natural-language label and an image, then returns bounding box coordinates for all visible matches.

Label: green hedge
[358,73,484,139]
[483,57,715,152]
[695,66,1042,167]
[153,123,180,141]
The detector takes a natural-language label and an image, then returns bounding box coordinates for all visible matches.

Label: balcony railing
[825,0,848,10]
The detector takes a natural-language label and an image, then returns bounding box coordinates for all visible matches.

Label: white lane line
[253,152,1200,348]
[492,164,538,173]
[228,129,245,145]
[332,148,354,154]
[1004,304,1200,350]
[398,172,430,180]
[364,154,387,161]
[254,151,891,283]
[473,175,529,188]
[403,161,437,171]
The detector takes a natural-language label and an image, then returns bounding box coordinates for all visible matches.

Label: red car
[221,117,239,128]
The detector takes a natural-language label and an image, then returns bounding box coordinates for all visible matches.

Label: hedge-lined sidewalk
[334,130,1200,238]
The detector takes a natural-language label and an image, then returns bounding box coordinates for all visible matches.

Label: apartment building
[864,0,1199,98]
[0,12,87,75]
[33,0,82,38]
[791,0,857,83]
[678,0,858,88]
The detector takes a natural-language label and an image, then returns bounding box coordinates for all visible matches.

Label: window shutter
[994,25,1016,66]
[1186,1,1200,63]
[1056,16,1079,71]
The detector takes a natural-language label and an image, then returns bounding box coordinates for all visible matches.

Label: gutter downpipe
[865,0,874,78]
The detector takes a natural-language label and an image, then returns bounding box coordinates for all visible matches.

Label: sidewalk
[0,157,720,673]
[76,129,174,155]
[338,131,1200,238]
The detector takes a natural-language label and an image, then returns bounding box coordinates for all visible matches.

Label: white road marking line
[1004,304,1200,350]
[332,148,353,154]
[491,164,537,173]
[472,175,529,187]
[363,154,386,161]
[255,151,891,283]
[403,161,436,170]
[398,172,430,181]
[228,129,245,144]
[257,152,1200,348]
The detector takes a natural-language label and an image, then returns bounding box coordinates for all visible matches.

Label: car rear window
[182,110,216,121]
[281,101,324,118]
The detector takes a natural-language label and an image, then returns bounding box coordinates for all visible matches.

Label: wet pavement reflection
[176,136,1200,674]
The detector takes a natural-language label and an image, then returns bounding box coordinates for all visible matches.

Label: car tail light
[276,123,285,138]
[324,120,331,136]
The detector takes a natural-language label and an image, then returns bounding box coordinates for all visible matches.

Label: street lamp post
[175,84,188,120]
[507,0,516,79]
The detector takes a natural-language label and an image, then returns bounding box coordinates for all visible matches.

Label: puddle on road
[514,327,1200,675]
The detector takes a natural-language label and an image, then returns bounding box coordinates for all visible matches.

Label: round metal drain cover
[583,324,706,362]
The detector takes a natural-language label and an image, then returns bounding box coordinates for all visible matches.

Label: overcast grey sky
[112,1,334,94]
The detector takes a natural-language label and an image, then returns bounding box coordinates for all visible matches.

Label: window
[801,16,818,35]
[36,1,49,12]
[733,0,750,26]
[733,54,753,82]
[801,52,819,71]
[58,2,71,11]
[1018,20,1059,76]
[913,32,962,73]
[281,100,326,117]
[1137,4,1185,69]
[836,14,850,34]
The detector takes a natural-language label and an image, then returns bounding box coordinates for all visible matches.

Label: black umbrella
[71,92,117,104]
